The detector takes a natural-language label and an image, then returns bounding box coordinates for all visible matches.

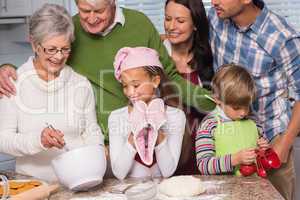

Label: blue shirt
[208,1,300,141]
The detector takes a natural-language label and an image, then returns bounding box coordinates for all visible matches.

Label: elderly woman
[0,4,104,182]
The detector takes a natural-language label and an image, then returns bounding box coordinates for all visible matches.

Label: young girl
[196,64,269,175]
[109,47,186,180]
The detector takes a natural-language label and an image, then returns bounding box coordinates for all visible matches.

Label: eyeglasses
[39,44,71,56]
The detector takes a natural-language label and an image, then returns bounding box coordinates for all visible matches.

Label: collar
[100,5,125,36]
[232,0,267,33]
[22,56,72,93]
[249,2,269,34]
[215,105,232,121]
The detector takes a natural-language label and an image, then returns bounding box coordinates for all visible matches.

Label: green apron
[214,115,259,175]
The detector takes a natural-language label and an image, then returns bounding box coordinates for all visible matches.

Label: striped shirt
[195,107,262,175]
[208,0,300,141]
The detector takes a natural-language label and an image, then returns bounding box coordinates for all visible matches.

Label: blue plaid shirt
[208,1,300,141]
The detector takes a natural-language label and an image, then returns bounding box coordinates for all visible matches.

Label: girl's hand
[128,133,136,149]
[41,127,65,149]
[231,148,256,166]
[155,129,166,146]
[257,137,270,151]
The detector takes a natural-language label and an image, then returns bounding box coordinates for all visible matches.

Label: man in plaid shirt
[209,0,300,199]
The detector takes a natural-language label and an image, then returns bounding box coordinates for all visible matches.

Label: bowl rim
[52,144,105,162]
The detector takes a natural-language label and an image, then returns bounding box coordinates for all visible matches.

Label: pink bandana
[113,47,163,82]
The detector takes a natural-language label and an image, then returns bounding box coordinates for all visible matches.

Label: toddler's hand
[257,137,270,151]
[231,148,256,166]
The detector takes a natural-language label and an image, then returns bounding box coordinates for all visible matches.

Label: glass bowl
[125,181,157,200]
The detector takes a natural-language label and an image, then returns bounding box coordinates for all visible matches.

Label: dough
[159,175,205,197]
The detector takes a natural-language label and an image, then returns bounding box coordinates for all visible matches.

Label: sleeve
[155,108,186,177]
[69,80,105,147]
[108,111,137,180]
[195,116,233,175]
[278,36,300,101]
[0,96,45,156]
[147,19,215,112]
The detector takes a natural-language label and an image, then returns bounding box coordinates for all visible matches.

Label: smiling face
[120,67,160,104]
[164,1,195,45]
[77,0,115,34]
[32,35,71,81]
[211,0,246,19]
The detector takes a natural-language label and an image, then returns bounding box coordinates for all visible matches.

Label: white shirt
[108,105,186,180]
[0,57,104,181]
[100,5,125,36]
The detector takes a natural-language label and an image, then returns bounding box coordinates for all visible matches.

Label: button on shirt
[208,1,300,141]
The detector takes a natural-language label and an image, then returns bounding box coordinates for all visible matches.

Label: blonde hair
[212,64,256,107]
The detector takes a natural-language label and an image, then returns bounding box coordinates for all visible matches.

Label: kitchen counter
[48,175,284,200]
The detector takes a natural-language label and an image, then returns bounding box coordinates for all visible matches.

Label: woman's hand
[257,137,270,151]
[231,148,256,166]
[41,127,65,149]
[0,65,17,98]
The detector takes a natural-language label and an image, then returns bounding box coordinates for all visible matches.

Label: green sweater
[68,8,215,143]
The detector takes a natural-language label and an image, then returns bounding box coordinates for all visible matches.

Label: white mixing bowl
[51,145,106,191]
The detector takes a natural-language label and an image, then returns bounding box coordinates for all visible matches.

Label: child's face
[120,67,160,104]
[220,102,250,120]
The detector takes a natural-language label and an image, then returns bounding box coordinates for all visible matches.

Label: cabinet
[0,0,32,17]
[31,0,66,14]
[0,153,15,171]
[0,0,71,24]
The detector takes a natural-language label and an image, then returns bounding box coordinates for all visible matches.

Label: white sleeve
[108,111,137,180]
[70,80,104,147]
[0,96,44,156]
[155,108,186,177]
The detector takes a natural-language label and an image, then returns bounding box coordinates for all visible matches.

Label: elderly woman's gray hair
[29,4,74,46]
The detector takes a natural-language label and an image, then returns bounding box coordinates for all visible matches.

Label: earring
[194,27,197,31]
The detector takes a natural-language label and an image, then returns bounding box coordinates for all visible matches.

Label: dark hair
[143,66,179,107]
[165,0,214,88]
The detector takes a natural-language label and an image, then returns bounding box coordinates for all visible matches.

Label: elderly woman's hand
[41,127,65,149]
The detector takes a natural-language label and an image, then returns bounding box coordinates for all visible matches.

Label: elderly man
[0,0,214,143]
[209,0,300,199]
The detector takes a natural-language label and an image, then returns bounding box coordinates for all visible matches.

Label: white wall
[0,23,32,66]
[0,0,67,66]
[1,0,299,66]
